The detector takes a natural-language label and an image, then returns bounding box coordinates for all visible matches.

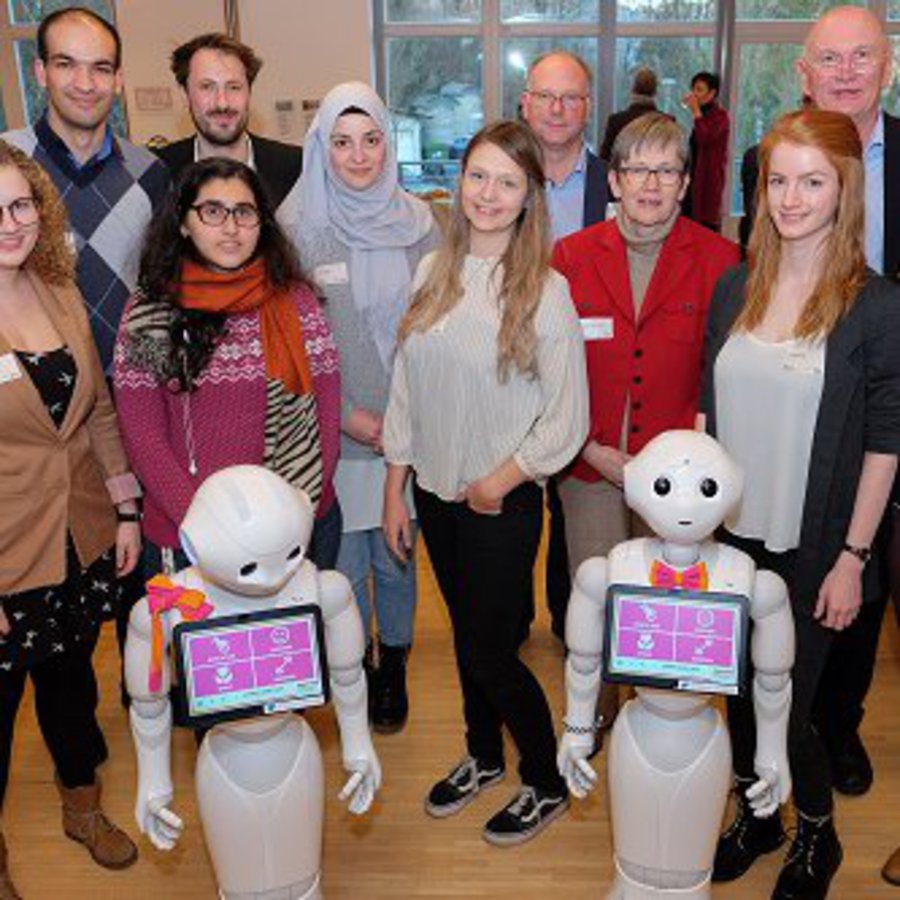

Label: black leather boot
[712,778,786,882]
[372,641,409,734]
[772,812,842,900]
[363,640,377,718]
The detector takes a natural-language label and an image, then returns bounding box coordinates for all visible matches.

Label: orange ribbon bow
[648,559,709,591]
[146,574,214,693]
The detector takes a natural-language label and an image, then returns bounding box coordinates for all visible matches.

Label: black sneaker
[425,757,505,818]
[482,786,569,847]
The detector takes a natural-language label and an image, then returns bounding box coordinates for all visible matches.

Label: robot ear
[180,530,199,566]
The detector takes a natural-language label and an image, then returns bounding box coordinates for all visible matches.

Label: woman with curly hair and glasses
[113,157,340,576]
[383,120,589,847]
[0,139,142,895]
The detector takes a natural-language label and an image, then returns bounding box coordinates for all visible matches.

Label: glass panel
[15,37,128,136]
[736,0,863,21]
[9,0,114,25]
[889,0,900,20]
[0,95,6,133]
[885,37,900,113]
[501,37,599,144]
[501,0,598,23]
[387,37,483,196]
[385,0,480,24]
[614,35,714,134]
[730,42,804,215]
[618,0,714,23]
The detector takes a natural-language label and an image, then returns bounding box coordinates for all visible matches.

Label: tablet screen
[602,584,749,696]
[172,604,329,727]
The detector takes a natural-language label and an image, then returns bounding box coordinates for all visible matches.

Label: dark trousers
[721,531,835,817]
[0,649,107,807]
[415,482,565,794]
[545,477,572,636]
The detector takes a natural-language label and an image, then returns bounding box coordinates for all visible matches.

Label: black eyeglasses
[0,197,39,228]
[617,165,684,187]
[190,201,261,228]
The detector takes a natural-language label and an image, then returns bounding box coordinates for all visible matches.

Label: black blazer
[739,111,900,275]
[701,264,900,613]
[153,133,303,209]
[598,101,657,163]
[583,149,609,228]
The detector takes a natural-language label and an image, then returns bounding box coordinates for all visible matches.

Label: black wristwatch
[842,543,871,565]
[116,510,143,523]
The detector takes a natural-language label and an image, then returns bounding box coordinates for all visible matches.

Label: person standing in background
[599,66,659,163]
[520,49,609,644]
[682,71,729,232]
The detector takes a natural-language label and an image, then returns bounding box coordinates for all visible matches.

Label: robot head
[179,466,315,596]
[624,431,743,545]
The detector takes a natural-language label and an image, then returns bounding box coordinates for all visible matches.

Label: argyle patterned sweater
[3,114,170,371]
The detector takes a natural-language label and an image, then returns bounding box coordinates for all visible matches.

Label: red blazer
[552,215,739,484]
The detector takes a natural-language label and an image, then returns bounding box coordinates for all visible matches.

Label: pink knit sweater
[113,285,340,549]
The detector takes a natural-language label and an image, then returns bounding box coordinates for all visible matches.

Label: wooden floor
[5,536,900,898]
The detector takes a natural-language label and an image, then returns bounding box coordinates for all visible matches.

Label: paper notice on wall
[274,99,296,138]
[134,87,173,113]
[302,99,321,137]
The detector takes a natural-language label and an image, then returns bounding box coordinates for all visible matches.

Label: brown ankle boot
[56,778,138,870]
[0,832,22,900]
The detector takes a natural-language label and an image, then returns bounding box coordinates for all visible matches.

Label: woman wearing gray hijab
[293,81,438,734]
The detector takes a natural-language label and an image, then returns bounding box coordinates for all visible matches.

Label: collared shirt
[34,112,119,186]
[546,144,587,241]
[192,133,256,170]
[865,112,885,274]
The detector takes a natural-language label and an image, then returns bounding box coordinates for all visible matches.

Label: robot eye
[700,478,719,498]
[239,562,258,577]
[653,477,671,496]
[287,546,302,561]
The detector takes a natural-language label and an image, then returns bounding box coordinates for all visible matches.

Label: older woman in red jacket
[552,113,739,735]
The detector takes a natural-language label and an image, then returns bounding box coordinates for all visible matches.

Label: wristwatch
[842,543,871,565]
[116,510,143,523]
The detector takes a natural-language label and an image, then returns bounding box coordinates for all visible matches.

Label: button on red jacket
[552,215,739,484]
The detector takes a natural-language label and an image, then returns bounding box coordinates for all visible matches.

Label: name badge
[581,317,614,341]
[782,345,824,375]
[0,354,22,385]
[313,262,349,285]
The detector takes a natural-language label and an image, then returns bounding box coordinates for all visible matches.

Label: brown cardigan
[0,272,140,595]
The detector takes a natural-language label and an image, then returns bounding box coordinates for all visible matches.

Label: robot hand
[338,754,382,815]
[557,732,599,800]
[136,791,184,851]
[745,765,790,819]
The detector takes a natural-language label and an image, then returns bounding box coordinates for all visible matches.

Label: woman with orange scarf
[113,158,341,574]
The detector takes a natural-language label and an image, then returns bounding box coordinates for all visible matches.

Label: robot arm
[746,569,795,817]
[124,600,184,850]
[558,556,609,799]
[319,569,382,814]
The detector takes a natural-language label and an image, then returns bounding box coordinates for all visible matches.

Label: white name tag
[313,262,349,285]
[782,345,824,375]
[581,317,614,341]
[0,353,22,384]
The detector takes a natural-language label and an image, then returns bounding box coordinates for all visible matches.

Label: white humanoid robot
[125,465,381,900]
[558,431,794,899]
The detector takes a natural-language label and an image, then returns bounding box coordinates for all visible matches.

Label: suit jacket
[552,215,739,484]
[154,133,303,210]
[740,111,900,275]
[0,273,137,594]
[599,101,657,162]
[701,264,900,613]
[583,149,609,228]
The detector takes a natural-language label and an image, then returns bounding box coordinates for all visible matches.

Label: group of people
[0,3,899,899]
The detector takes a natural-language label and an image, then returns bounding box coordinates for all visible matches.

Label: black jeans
[415,482,565,795]
[720,531,835,817]
[0,648,107,807]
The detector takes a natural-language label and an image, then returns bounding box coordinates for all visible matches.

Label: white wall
[116,0,373,146]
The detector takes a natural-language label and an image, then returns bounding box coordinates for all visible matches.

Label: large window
[376,0,900,219]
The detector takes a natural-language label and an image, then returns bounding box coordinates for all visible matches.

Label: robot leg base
[608,858,711,900]
[218,872,321,900]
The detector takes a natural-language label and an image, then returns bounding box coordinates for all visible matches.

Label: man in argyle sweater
[2,8,169,371]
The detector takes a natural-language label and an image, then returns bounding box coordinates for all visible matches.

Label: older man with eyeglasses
[519,50,612,652]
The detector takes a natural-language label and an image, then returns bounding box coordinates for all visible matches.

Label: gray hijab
[299,81,433,369]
